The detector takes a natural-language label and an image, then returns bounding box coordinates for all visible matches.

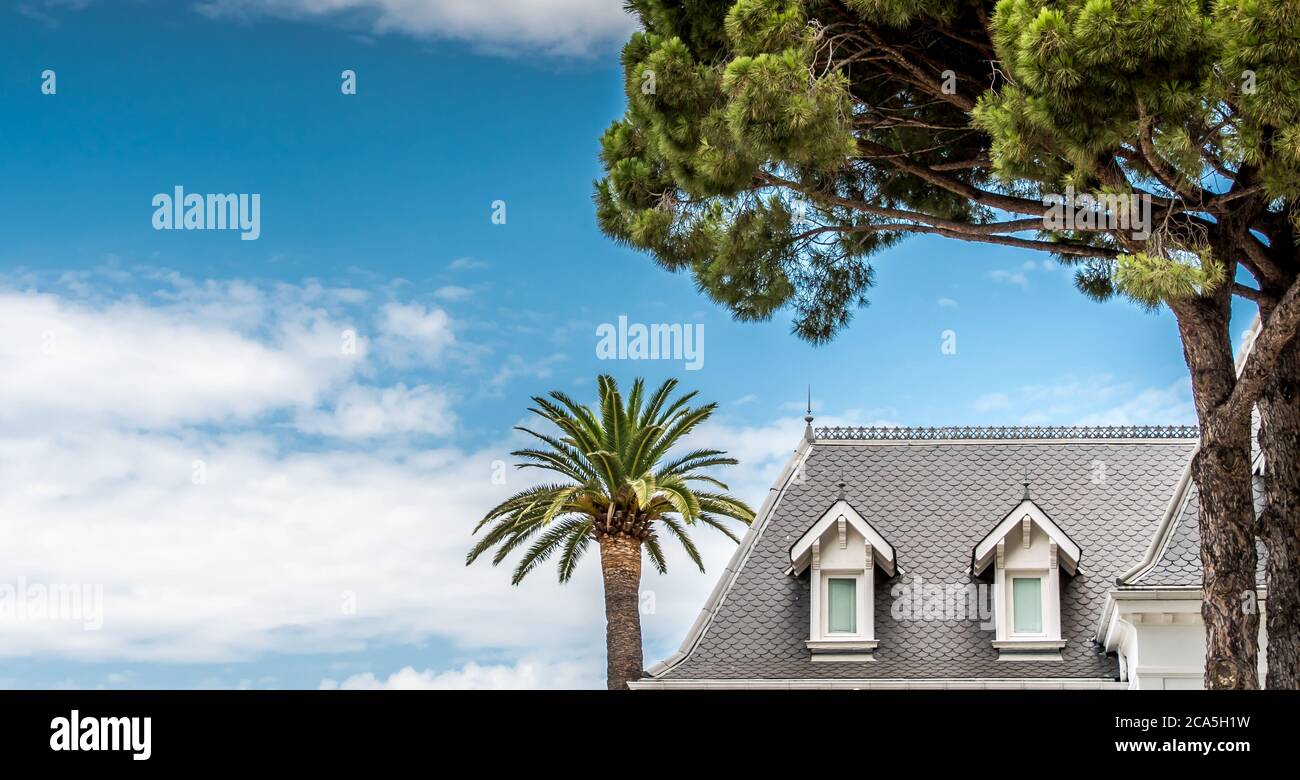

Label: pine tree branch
[930,157,992,171]
[1135,107,1219,206]
[854,140,1051,216]
[758,170,1123,259]
[842,7,980,112]
[867,223,1117,258]
[789,220,1116,259]
[1233,283,1265,303]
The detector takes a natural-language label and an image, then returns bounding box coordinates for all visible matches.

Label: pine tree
[596,0,1300,688]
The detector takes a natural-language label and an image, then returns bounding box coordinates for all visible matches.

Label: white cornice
[1094,586,1267,652]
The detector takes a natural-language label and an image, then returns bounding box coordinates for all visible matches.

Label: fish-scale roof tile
[657,432,1199,681]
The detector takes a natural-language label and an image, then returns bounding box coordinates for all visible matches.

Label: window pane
[828,578,856,633]
[1013,577,1042,634]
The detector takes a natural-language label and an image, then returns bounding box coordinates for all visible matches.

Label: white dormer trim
[790,499,896,576]
[974,498,1076,659]
[972,499,1080,576]
[792,499,896,658]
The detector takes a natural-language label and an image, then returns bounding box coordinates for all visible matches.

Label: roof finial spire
[803,386,815,443]
[837,468,846,501]
[1022,466,1032,501]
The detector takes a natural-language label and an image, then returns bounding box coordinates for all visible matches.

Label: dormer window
[827,577,858,634]
[971,494,1081,660]
[1012,576,1043,634]
[790,496,896,661]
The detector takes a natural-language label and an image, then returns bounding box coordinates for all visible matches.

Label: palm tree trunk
[597,533,644,690]
[1173,294,1261,689]
[1257,334,1300,688]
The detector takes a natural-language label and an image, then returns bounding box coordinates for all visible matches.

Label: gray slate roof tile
[658,435,1198,680]
[1129,475,1267,588]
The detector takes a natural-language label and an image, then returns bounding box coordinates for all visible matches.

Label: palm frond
[557,518,595,582]
[639,377,680,426]
[679,474,731,491]
[641,403,718,468]
[697,513,743,544]
[655,448,731,477]
[643,530,669,575]
[696,491,756,523]
[469,376,751,582]
[513,518,590,585]
[654,473,703,522]
[511,445,597,483]
[658,516,705,573]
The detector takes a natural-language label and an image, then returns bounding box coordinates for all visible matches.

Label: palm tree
[467,375,755,690]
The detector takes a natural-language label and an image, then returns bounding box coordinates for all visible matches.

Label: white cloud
[194,0,639,56]
[0,288,356,431]
[295,383,455,438]
[487,353,566,391]
[1075,381,1194,425]
[320,659,600,690]
[0,406,798,672]
[376,301,455,365]
[986,268,1029,287]
[0,405,802,675]
[968,376,1193,426]
[447,257,487,272]
[0,273,828,687]
[986,260,1070,289]
[433,285,473,302]
[937,297,959,308]
[0,422,608,662]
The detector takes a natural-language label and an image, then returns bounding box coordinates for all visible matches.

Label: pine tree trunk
[1193,417,1261,688]
[1173,295,1261,689]
[1257,333,1300,688]
[597,533,644,690]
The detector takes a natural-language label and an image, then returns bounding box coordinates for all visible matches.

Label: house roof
[649,426,1199,682]
[1116,406,1266,590]
[1119,471,1266,588]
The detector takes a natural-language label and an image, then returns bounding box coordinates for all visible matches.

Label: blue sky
[0,0,1255,689]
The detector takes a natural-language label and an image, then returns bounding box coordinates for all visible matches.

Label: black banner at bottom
[0,690,1289,766]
